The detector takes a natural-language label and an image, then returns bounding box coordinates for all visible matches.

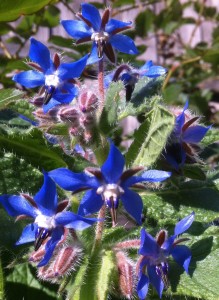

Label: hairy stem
[92,205,106,250]
[98,58,105,115]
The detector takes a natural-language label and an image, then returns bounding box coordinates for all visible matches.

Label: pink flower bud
[58,106,80,127]
[78,90,98,113]
[53,246,82,277]
[115,251,135,299]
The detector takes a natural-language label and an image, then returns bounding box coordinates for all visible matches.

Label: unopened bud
[53,246,82,277]
[78,91,98,113]
[116,251,134,299]
[114,239,140,251]
[29,245,46,263]
[58,106,80,127]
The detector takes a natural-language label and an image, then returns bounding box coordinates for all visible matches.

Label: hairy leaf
[126,105,174,167]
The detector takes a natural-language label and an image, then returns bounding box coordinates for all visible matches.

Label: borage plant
[0,2,219,300]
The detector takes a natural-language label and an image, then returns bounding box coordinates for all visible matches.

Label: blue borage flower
[105,61,167,88]
[48,141,171,226]
[61,3,138,64]
[164,101,211,170]
[104,61,167,100]
[13,38,88,113]
[0,172,99,267]
[137,212,195,299]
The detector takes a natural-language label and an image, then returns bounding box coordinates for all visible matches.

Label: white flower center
[91,31,109,43]
[35,214,56,229]
[45,73,60,88]
[97,183,124,201]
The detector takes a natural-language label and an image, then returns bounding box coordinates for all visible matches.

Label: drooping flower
[13,38,88,113]
[164,101,211,170]
[104,61,167,100]
[0,172,99,267]
[48,141,171,226]
[136,212,195,299]
[61,3,138,64]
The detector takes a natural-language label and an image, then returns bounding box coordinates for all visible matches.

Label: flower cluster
[0,2,212,300]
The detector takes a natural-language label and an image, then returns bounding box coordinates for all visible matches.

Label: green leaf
[167,227,219,300]
[135,9,154,37]
[183,164,206,181]
[201,128,219,146]
[99,81,124,135]
[6,263,58,299]
[0,256,4,300]
[0,0,54,22]
[141,174,219,226]
[0,89,25,109]
[203,49,219,65]
[0,128,86,171]
[66,259,89,300]
[0,152,42,195]
[96,251,115,300]
[49,36,74,49]
[0,23,13,35]
[126,105,174,167]
[118,77,165,119]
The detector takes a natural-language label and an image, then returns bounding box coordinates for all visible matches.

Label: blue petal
[139,61,153,70]
[29,38,52,72]
[0,195,37,218]
[141,65,167,78]
[55,211,99,230]
[34,172,57,216]
[162,235,176,253]
[123,170,171,187]
[174,212,195,236]
[43,94,75,113]
[87,43,101,65]
[58,55,88,80]
[48,168,99,191]
[175,101,189,135]
[61,20,93,40]
[105,19,132,34]
[101,142,125,183]
[38,227,63,267]
[182,125,210,143]
[62,83,79,95]
[120,188,143,225]
[104,71,115,88]
[81,3,101,31]
[78,189,104,216]
[148,265,164,298]
[138,228,160,256]
[171,245,191,273]
[16,223,37,245]
[13,70,45,88]
[43,98,63,113]
[110,34,138,55]
[137,273,149,300]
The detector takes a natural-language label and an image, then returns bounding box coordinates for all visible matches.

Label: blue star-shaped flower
[104,61,167,100]
[164,101,211,170]
[13,38,88,113]
[137,212,195,299]
[48,141,171,225]
[0,172,98,267]
[61,3,138,64]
